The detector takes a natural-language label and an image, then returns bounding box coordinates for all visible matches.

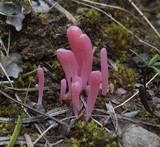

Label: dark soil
[0,0,160,146]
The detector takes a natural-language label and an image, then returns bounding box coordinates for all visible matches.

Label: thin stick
[0,90,68,127]
[5,86,49,92]
[114,90,139,109]
[80,0,130,12]
[7,30,11,57]
[0,38,8,57]
[0,81,14,84]
[24,134,34,147]
[0,63,13,87]
[33,123,56,145]
[114,73,159,109]
[72,0,160,53]
[45,0,78,24]
[129,0,160,38]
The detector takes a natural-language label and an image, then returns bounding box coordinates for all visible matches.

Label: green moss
[38,13,49,21]
[110,61,136,89]
[69,120,118,147]
[103,23,133,61]
[0,105,19,117]
[0,121,14,135]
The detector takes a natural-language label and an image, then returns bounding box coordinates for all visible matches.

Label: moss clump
[38,13,49,21]
[102,23,133,61]
[68,120,118,147]
[110,61,136,90]
[0,105,19,117]
[0,121,14,136]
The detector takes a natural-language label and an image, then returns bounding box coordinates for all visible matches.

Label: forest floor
[0,0,160,147]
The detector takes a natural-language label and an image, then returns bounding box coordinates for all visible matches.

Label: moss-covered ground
[0,0,160,146]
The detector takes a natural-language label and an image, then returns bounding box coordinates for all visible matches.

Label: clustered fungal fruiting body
[36,26,109,121]
[57,26,109,121]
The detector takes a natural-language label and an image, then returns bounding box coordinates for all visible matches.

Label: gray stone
[122,124,160,147]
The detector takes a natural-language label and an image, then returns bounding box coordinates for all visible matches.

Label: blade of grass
[7,115,22,147]
[148,54,160,66]
[130,49,149,66]
[150,66,160,75]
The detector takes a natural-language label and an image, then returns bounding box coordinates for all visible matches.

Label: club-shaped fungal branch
[100,48,109,96]
[57,48,78,95]
[71,77,82,116]
[85,71,102,121]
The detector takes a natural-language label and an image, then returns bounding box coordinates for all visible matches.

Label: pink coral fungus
[57,26,109,120]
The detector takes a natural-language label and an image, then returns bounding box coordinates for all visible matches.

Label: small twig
[129,0,160,38]
[21,68,37,78]
[80,0,143,24]
[119,114,160,129]
[146,73,159,87]
[0,136,45,146]
[33,123,56,145]
[0,90,68,127]
[24,134,34,147]
[0,81,14,84]
[5,86,49,92]
[0,38,8,57]
[0,63,13,87]
[106,102,119,133]
[49,139,64,146]
[91,117,111,133]
[7,29,11,57]
[114,90,139,109]
[114,73,159,109]
[0,108,67,123]
[72,0,160,53]
[95,109,160,129]
[45,0,78,24]
[80,0,131,12]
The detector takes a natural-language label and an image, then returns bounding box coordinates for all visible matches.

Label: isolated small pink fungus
[85,71,102,121]
[100,48,109,96]
[37,67,44,105]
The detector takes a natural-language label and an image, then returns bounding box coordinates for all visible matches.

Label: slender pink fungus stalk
[37,67,44,105]
[59,79,67,101]
[79,34,93,89]
[85,71,102,121]
[71,78,82,116]
[57,49,78,94]
[67,26,82,74]
[100,48,109,96]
